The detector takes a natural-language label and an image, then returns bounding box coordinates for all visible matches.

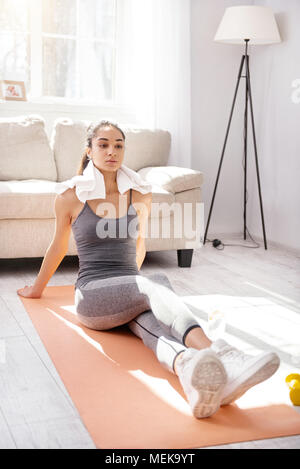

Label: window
[0,0,117,104]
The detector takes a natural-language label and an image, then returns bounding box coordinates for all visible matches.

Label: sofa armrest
[137,166,204,194]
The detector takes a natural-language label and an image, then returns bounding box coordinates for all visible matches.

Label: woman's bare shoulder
[55,187,79,209]
[132,189,152,215]
[132,189,152,202]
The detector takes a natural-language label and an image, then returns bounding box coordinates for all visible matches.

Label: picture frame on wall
[0,80,27,101]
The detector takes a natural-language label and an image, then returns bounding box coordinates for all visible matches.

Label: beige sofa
[0,115,204,267]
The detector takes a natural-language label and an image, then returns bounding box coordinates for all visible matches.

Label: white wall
[191,0,253,238]
[191,0,300,252]
[248,0,300,252]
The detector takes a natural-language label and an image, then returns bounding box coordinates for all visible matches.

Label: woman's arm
[135,191,152,271]
[17,192,72,298]
[136,238,146,271]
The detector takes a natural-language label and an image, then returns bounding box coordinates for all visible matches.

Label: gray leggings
[74,273,202,373]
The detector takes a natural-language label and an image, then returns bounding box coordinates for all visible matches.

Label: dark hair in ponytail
[77,120,126,175]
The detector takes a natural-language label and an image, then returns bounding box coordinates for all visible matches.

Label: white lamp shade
[214,6,281,45]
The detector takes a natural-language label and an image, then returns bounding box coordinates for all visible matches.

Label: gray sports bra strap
[130,188,132,205]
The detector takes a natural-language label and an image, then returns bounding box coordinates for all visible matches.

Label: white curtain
[116,0,192,168]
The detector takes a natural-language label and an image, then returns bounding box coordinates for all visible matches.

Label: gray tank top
[72,188,140,288]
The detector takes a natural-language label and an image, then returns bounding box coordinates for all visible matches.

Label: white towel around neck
[54,160,152,203]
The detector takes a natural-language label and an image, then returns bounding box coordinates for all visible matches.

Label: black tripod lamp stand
[203,6,281,250]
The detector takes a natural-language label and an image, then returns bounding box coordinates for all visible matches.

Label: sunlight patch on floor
[58,304,77,315]
[245,281,300,306]
[46,307,117,364]
[129,370,191,415]
[183,294,300,365]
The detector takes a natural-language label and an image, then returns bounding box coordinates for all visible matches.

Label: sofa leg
[177,249,193,268]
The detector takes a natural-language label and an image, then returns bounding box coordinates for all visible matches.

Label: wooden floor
[0,235,300,449]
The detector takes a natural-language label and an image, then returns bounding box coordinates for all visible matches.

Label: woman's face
[88,126,125,173]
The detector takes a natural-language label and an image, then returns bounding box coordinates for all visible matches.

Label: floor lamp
[203,6,281,250]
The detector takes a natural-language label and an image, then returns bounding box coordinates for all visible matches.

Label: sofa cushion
[51,118,91,182]
[137,166,204,194]
[51,118,171,181]
[0,114,57,181]
[0,180,57,219]
[122,127,170,171]
[0,179,174,219]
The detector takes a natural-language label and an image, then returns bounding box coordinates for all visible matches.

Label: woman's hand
[17,285,42,299]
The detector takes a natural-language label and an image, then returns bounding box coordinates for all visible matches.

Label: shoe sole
[221,352,280,406]
[190,352,227,418]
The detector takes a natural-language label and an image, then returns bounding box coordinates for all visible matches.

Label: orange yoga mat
[19,285,300,449]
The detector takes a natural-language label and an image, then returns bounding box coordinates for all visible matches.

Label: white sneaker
[176,348,227,418]
[211,339,280,406]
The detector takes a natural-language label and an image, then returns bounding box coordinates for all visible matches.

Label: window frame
[26,0,119,106]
